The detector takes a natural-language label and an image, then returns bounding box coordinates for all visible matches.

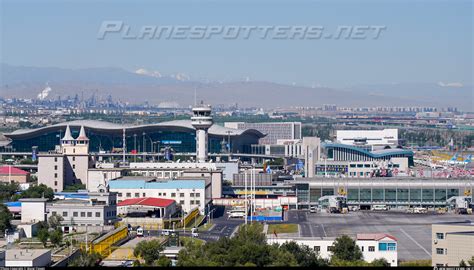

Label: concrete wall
[38,154,65,192]
[21,201,46,223]
[0,174,29,183]
[432,223,474,266]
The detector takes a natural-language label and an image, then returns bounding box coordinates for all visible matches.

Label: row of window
[51,210,115,218]
[436,248,448,255]
[313,243,395,253]
[118,192,201,198]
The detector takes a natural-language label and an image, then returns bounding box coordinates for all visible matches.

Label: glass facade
[7,126,261,154]
[296,185,472,206]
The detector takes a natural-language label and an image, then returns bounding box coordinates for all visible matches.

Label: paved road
[139,206,243,242]
[287,210,474,260]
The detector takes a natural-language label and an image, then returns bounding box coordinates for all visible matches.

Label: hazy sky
[1,0,472,87]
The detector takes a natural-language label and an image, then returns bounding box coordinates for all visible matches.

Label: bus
[229,209,247,218]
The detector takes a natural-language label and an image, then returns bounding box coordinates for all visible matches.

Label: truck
[318,195,347,214]
[446,196,473,214]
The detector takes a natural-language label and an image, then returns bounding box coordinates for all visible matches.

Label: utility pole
[122,129,126,164]
[134,134,137,162]
[244,171,248,225]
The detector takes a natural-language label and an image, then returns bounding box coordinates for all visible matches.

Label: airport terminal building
[2,120,265,154]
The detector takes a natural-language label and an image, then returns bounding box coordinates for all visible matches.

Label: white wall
[336,129,398,146]
[268,237,398,267]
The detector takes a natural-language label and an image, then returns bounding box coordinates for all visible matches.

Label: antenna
[194,87,197,106]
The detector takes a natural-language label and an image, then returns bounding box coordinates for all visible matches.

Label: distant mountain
[0,64,471,110]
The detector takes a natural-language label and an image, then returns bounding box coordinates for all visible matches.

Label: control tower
[191,102,213,163]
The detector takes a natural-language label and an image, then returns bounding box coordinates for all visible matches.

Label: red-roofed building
[118,197,176,218]
[0,166,31,183]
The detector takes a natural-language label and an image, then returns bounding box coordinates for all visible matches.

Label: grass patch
[267,223,298,234]
[198,223,214,231]
[399,260,431,267]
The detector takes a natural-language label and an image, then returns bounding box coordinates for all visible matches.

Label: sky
[0,0,472,87]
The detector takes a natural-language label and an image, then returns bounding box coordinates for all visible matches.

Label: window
[54,157,58,162]
[81,212,85,217]
[378,243,396,251]
[436,233,444,240]
[190,200,195,205]
[54,181,58,186]
[73,164,76,169]
[158,193,162,196]
[96,212,100,218]
[163,193,166,196]
[73,212,78,217]
[327,246,333,252]
[436,248,444,255]
[143,193,146,197]
[63,211,68,217]
[195,193,200,197]
[54,165,58,170]
[72,157,75,161]
[118,193,122,197]
[52,211,57,216]
[54,173,58,178]
[361,246,364,252]
[180,193,185,197]
[135,193,139,197]
[314,246,320,252]
[368,246,375,252]
[190,193,195,197]
[87,212,92,217]
[171,193,176,197]
[126,193,131,197]
[180,200,185,205]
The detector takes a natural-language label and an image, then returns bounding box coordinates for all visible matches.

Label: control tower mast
[191,102,213,163]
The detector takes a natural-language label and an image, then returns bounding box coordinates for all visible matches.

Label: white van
[191,227,199,238]
[161,229,174,236]
[372,205,388,211]
[136,227,144,237]
[413,207,427,214]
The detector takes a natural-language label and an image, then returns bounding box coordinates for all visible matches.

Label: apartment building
[432,222,474,267]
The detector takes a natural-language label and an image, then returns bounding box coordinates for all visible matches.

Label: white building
[268,233,398,266]
[5,249,51,267]
[37,125,92,192]
[108,177,209,214]
[46,192,118,233]
[336,129,399,149]
[225,122,302,144]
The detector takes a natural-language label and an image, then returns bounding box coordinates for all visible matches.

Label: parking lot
[288,210,474,261]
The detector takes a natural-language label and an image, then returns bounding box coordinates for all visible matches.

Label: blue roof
[108,179,205,190]
[54,192,89,199]
[4,201,21,207]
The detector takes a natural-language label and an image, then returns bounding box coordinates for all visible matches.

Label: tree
[279,241,328,267]
[133,239,164,265]
[153,256,172,267]
[49,229,63,247]
[38,228,49,247]
[69,250,102,267]
[331,235,363,262]
[0,204,12,233]
[48,215,64,230]
[177,223,302,267]
[15,184,54,201]
[371,258,391,267]
[63,183,86,192]
[460,260,467,267]
[468,256,474,266]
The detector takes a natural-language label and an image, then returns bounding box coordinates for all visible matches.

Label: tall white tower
[191,102,213,163]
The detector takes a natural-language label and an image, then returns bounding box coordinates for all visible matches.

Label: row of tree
[130,223,390,267]
[0,182,55,202]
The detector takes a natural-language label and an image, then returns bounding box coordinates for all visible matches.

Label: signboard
[162,140,182,145]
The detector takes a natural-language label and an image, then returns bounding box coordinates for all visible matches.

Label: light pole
[133,134,137,162]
